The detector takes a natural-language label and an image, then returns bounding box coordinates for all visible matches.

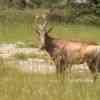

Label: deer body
[35,15,100,81]
[43,32,99,76]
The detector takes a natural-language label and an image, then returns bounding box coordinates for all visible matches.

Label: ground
[0,64,100,100]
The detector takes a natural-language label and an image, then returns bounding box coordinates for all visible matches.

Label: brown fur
[35,15,99,81]
[43,33,99,81]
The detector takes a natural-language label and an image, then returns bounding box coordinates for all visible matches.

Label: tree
[95,0,100,16]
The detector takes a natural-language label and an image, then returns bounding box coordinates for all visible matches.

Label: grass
[1,20,100,46]
[0,63,100,100]
[13,52,53,64]
[0,9,100,45]
[14,52,49,60]
[52,24,100,43]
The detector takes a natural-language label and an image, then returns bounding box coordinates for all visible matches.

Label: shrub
[95,0,100,16]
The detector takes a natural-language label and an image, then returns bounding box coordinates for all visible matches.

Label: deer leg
[56,64,65,80]
[57,62,66,80]
[55,57,62,79]
[55,62,60,79]
[93,72,97,83]
[61,63,67,80]
[54,49,67,80]
[88,64,97,82]
[93,58,100,82]
[67,64,72,80]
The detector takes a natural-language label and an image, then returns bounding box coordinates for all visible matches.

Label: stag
[35,14,100,81]
[35,14,68,77]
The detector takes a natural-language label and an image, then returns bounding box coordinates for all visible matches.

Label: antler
[35,14,47,32]
[35,13,53,35]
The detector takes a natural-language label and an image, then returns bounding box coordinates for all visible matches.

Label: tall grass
[0,63,100,100]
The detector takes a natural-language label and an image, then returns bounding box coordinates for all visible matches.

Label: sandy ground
[0,43,89,74]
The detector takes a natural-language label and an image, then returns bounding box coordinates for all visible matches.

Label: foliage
[0,0,100,24]
[0,0,63,9]
[0,9,100,43]
[95,0,100,16]
[65,0,96,23]
[32,0,60,7]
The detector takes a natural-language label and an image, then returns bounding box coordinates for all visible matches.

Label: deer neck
[44,34,56,56]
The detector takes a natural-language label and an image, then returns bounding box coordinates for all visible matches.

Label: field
[0,9,100,100]
[0,64,100,100]
[0,9,100,45]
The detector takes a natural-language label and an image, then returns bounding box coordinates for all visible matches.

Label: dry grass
[0,63,100,100]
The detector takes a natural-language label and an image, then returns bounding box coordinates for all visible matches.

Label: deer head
[35,14,53,49]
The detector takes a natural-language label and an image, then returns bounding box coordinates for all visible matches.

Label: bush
[74,15,100,25]
[95,0,100,16]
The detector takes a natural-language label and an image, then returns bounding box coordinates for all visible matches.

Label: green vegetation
[14,53,29,60]
[14,52,49,61]
[0,10,33,42]
[1,0,100,24]
[0,9,100,45]
[0,63,100,100]
[1,22,100,44]
[96,0,100,16]
[52,24,100,43]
